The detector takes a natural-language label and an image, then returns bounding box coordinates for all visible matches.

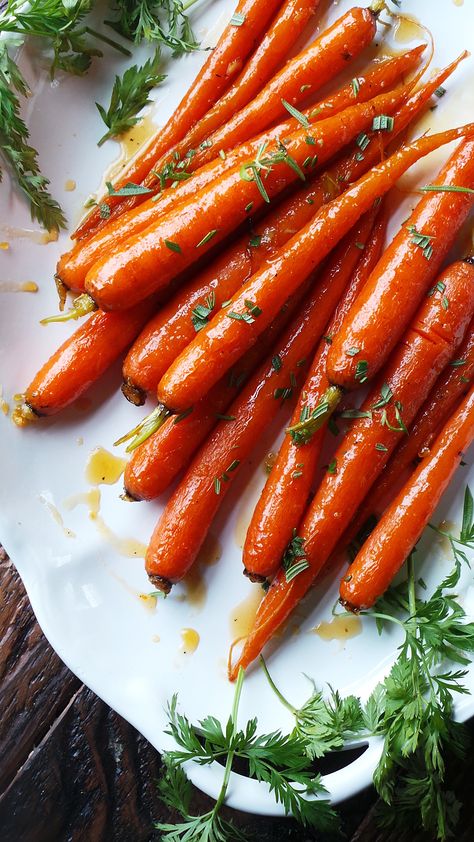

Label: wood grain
[2,544,474,842]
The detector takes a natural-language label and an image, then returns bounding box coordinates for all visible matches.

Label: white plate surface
[1,0,474,816]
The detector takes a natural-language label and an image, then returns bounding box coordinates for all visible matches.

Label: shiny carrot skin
[24,300,156,416]
[57,46,439,293]
[177,6,378,173]
[85,86,409,311]
[229,258,474,679]
[344,313,474,543]
[243,204,386,580]
[123,282,308,500]
[73,0,284,239]
[158,125,474,414]
[340,384,474,611]
[327,140,474,391]
[144,218,380,590]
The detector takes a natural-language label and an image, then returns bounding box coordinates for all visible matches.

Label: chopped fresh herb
[356,132,370,152]
[164,239,182,254]
[355,151,365,162]
[281,99,310,128]
[442,295,449,311]
[372,382,393,410]
[296,358,306,367]
[351,77,360,97]
[282,531,309,582]
[300,83,311,93]
[106,181,152,197]
[450,359,466,367]
[213,477,221,495]
[381,400,408,434]
[245,201,253,213]
[292,470,303,479]
[215,413,236,421]
[347,347,360,357]
[408,224,434,260]
[323,334,333,345]
[96,50,165,145]
[99,203,111,219]
[191,292,216,332]
[287,399,331,444]
[200,139,213,150]
[420,184,474,195]
[306,197,315,205]
[355,241,365,250]
[272,355,283,372]
[240,139,305,203]
[340,408,372,419]
[355,360,369,383]
[219,149,226,160]
[305,135,316,145]
[196,229,218,248]
[230,12,246,26]
[375,442,388,452]
[249,234,262,248]
[227,299,261,324]
[327,458,337,474]
[372,114,394,131]
[435,85,446,97]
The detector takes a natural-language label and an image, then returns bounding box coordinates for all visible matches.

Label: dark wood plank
[0,548,81,794]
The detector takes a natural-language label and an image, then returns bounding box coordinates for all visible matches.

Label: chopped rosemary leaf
[164,239,182,254]
[372,114,394,131]
[272,355,283,372]
[216,413,236,421]
[249,235,262,248]
[281,99,310,128]
[230,12,246,25]
[356,132,370,151]
[305,135,316,145]
[375,442,388,452]
[191,292,215,332]
[196,229,218,248]
[106,181,152,197]
[340,408,372,419]
[327,458,337,474]
[372,382,393,410]
[245,201,253,213]
[213,477,221,495]
[347,347,360,357]
[351,77,360,97]
[355,360,369,383]
[420,184,474,195]
[434,85,446,97]
[450,359,466,367]
[355,241,365,250]
[408,224,435,260]
[99,203,111,219]
[173,408,193,424]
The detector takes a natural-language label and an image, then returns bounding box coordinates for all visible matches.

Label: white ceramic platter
[1,0,474,816]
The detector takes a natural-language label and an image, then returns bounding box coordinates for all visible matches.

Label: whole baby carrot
[123,281,309,499]
[243,203,386,581]
[85,86,409,310]
[58,48,457,294]
[326,140,474,392]
[344,312,474,544]
[340,383,474,611]
[144,218,377,591]
[19,299,157,418]
[79,3,381,233]
[229,257,474,679]
[73,0,285,239]
[157,125,474,414]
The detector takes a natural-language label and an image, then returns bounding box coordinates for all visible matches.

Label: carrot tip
[11,402,39,428]
[121,378,147,407]
[54,274,68,312]
[147,573,172,595]
[243,568,267,584]
[40,293,96,325]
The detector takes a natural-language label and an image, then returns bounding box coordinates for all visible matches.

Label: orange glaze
[243,204,386,580]
[340,382,474,610]
[157,125,474,414]
[84,86,410,311]
[25,299,156,415]
[327,140,474,391]
[229,259,474,678]
[344,315,474,543]
[73,0,284,239]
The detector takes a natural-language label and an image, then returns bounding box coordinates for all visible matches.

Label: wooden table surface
[2,545,474,842]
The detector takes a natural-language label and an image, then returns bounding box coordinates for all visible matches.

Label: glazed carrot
[344,312,474,544]
[123,280,309,500]
[85,86,409,311]
[144,217,380,591]
[327,140,474,391]
[243,203,387,581]
[158,125,474,414]
[76,3,381,236]
[21,299,157,417]
[73,0,285,239]
[58,46,455,294]
[340,384,474,611]
[166,6,378,174]
[229,258,474,679]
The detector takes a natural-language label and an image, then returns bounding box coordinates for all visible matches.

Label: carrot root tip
[121,378,147,406]
[147,573,172,595]
[54,274,68,311]
[243,568,267,584]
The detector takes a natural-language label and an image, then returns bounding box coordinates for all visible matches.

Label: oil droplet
[64,179,76,191]
[183,565,207,608]
[152,634,161,643]
[229,588,263,639]
[139,592,158,611]
[196,531,222,566]
[0,241,9,250]
[0,281,38,293]
[64,488,147,558]
[0,385,9,416]
[64,487,101,518]
[263,451,277,475]
[453,0,464,6]
[0,225,57,245]
[13,393,24,403]
[39,492,76,538]
[393,13,424,43]
[180,627,200,654]
[314,614,362,642]
[85,447,127,486]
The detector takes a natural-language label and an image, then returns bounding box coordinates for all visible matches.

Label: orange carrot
[73,0,285,239]
[84,85,410,311]
[243,203,386,581]
[21,299,157,417]
[344,312,474,545]
[229,257,474,679]
[144,217,377,591]
[157,125,474,414]
[326,140,474,391]
[123,281,309,500]
[340,383,474,611]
